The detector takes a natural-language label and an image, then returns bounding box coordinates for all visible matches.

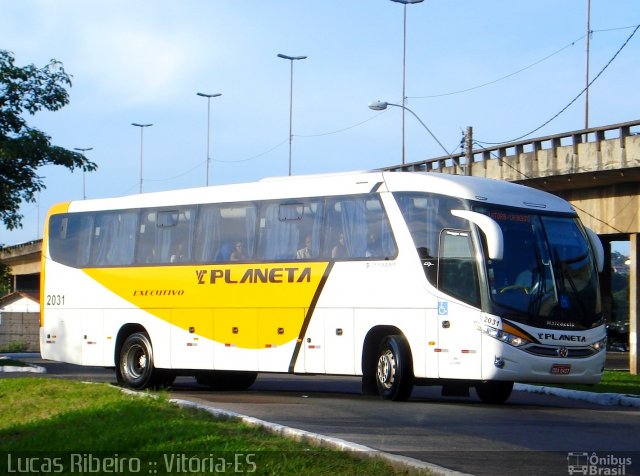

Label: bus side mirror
[585,227,604,272]
[450,210,504,260]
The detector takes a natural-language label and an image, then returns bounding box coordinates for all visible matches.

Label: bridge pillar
[630,234,640,375]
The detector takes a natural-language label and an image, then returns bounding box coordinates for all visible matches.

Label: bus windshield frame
[474,205,603,330]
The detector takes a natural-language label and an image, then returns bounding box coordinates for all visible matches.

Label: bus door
[435,229,482,379]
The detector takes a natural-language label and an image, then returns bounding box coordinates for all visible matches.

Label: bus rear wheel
[375,335,413,401]
[475,381,514,404]
[118,332,157,390]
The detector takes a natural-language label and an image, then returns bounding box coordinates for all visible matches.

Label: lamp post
[277,53,307,176]
[584,0,591,129]
[74,147,93,200]
[369,100,451,159]
[196,92,222,186]
[390,0,424,164]
[131,123,153,193]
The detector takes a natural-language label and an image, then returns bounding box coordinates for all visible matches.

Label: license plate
[550,364,572,375]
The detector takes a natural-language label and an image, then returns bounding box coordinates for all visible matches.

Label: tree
[0,49,97,233]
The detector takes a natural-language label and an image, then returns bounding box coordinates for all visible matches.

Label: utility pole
[464,126,473,176]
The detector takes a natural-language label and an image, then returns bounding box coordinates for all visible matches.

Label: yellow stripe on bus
[41,202,71,327]
[83,262,329,349]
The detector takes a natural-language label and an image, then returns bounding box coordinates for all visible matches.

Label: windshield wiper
[553,249,588,321]
[526,247,543,316]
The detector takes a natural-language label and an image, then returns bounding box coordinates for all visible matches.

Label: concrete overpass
[384,119,640,373]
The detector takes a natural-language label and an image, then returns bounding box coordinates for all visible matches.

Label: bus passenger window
[48,214,93,268]
[321,195,396,260]
[324,197,367,259]
[364,198,396,259]
[258,203,301,260]
[217,204,257,262]
[193,205,222,263]
[136,208,194,264]
[92,211,138,266]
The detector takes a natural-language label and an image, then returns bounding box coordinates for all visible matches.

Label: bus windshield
[478,208,602,329]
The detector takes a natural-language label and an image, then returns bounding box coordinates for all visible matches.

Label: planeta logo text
[195,267,312,285]
[538,333,586,343]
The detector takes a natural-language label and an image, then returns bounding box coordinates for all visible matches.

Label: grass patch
[0,378,425,475]
[548,370,640,396]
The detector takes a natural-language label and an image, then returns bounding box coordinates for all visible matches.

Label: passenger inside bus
[365,231,382,258]
[331,231,348,258]
[215,242,233,262]
[230,241,247,261]
[296,235,313,259]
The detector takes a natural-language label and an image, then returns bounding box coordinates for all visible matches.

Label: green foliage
[555,370,640,395]
[0,341,29,353]
[0,50,97,231]
[0,261,10,295]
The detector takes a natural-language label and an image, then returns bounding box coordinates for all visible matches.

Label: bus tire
[118,332,157,390]
[375,335,413,401]
[475,381,514,404]
[196,371,257,391]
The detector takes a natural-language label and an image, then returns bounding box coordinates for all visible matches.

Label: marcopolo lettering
[196,267,312,285]
[537,332,587,343]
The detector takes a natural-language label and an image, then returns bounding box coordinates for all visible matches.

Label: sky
[1,0,639,247]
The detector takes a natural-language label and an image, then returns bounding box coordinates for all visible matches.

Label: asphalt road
[3,353,639,476]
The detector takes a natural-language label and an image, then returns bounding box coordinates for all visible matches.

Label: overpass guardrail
[384,119,640,174]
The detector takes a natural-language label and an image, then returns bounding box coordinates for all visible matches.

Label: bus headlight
[482,326,530,348]
[590,337,607,353]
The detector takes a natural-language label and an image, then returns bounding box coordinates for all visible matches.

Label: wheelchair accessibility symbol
[438,302,449,315]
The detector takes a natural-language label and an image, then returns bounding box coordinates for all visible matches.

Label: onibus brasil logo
[567,452,632,475]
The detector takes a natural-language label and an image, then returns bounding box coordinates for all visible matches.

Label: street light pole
[197,92,222,186]
[277,53,307,176]
[74,147,93,200]
[132,123,153,193]
[584,0,591,129]
[369,100,452,159]
[390,0,424,164]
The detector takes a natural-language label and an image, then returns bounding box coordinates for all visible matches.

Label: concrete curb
[515,383,640,407]
[0,357,47,373]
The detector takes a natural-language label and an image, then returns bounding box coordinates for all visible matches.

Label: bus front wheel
[118,332,157,390]
[475,381,514,404]
[375,335,413,401]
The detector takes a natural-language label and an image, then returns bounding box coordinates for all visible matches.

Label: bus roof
[65,171,575,214]
[382,172,575,214]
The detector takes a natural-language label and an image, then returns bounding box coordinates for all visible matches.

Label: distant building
[0,241,42,352]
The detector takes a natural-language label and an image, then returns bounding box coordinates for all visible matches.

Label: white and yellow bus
[40,171,606,403]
